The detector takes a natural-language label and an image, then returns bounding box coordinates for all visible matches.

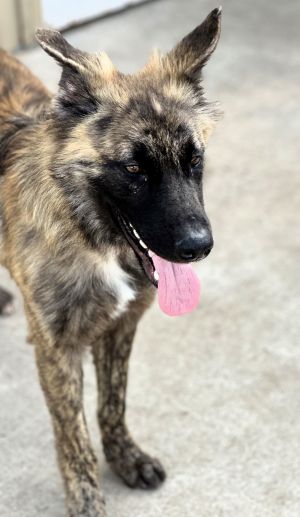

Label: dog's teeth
[139,239,147,249]
[133,229,140,239]
[154,271,159,282]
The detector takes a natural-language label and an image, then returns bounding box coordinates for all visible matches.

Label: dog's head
[36,8,221,285]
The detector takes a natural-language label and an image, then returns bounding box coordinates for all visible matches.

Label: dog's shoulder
[29,247,138,343]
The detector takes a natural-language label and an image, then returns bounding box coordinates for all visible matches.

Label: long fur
[0,8,221,516]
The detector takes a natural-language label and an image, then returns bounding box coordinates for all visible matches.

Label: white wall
[42,0,143,29]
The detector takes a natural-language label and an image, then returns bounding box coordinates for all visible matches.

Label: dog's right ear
[36,29,99,117]
[36,29,116,117]
[35,28,88,73]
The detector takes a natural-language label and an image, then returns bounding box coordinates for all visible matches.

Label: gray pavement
[1,0,300,516]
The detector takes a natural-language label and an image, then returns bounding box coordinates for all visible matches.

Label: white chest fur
[99,253,136,318]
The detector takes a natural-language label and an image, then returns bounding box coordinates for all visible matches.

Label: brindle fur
[0,8,221,516]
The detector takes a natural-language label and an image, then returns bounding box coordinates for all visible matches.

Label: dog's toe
[113,454,166,490]
[136,458,166,489]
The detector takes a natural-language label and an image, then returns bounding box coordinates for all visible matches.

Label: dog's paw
[0,288,14,316]
[110,451,166,489]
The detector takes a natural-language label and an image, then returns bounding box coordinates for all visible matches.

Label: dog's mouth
[116,210,159,287]
[115,209,201,317]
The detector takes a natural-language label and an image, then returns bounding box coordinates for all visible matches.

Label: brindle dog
[0,8,222,516]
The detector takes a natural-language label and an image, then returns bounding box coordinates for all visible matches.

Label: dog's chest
[28,253,138,346]
[96,254,136,319]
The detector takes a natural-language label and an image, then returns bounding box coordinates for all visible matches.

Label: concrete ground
[0,0,300,515]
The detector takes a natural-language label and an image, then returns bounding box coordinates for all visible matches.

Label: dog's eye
[125,164,141,174]
[190,155,202,168]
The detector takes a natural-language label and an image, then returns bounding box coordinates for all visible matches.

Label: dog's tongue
[151,253,200,316]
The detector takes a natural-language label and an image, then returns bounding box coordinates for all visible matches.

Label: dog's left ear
[166,7,222,81]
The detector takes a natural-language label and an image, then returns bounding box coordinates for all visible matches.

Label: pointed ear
[36,29,101,117]
[166,7,222,80]
[35,28,88,72]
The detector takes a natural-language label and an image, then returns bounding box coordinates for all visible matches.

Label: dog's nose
[176,229,213,261]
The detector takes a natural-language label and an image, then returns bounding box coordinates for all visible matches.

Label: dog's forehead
[123,83,194,121]
[117,89,200,152]
[91,79,206,160]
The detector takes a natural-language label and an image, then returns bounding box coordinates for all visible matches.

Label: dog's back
[0,50,50,313]
[0,50,51,170]
[0,49,50,126]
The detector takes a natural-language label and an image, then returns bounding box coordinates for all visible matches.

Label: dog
[0,7,221,516]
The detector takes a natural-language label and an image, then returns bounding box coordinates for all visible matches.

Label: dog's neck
[2,118,148,291]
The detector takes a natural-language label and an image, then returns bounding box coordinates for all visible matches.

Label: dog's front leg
[92,315,166,490]
[35,340,106,517]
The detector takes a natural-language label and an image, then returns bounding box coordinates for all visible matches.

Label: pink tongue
[151,253,201,317]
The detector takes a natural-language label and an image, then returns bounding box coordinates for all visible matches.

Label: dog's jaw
[115,209,159,287]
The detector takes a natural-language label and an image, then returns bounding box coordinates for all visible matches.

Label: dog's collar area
[115,209,159,287]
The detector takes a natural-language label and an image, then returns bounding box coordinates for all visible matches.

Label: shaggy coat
[0,8,221,516]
